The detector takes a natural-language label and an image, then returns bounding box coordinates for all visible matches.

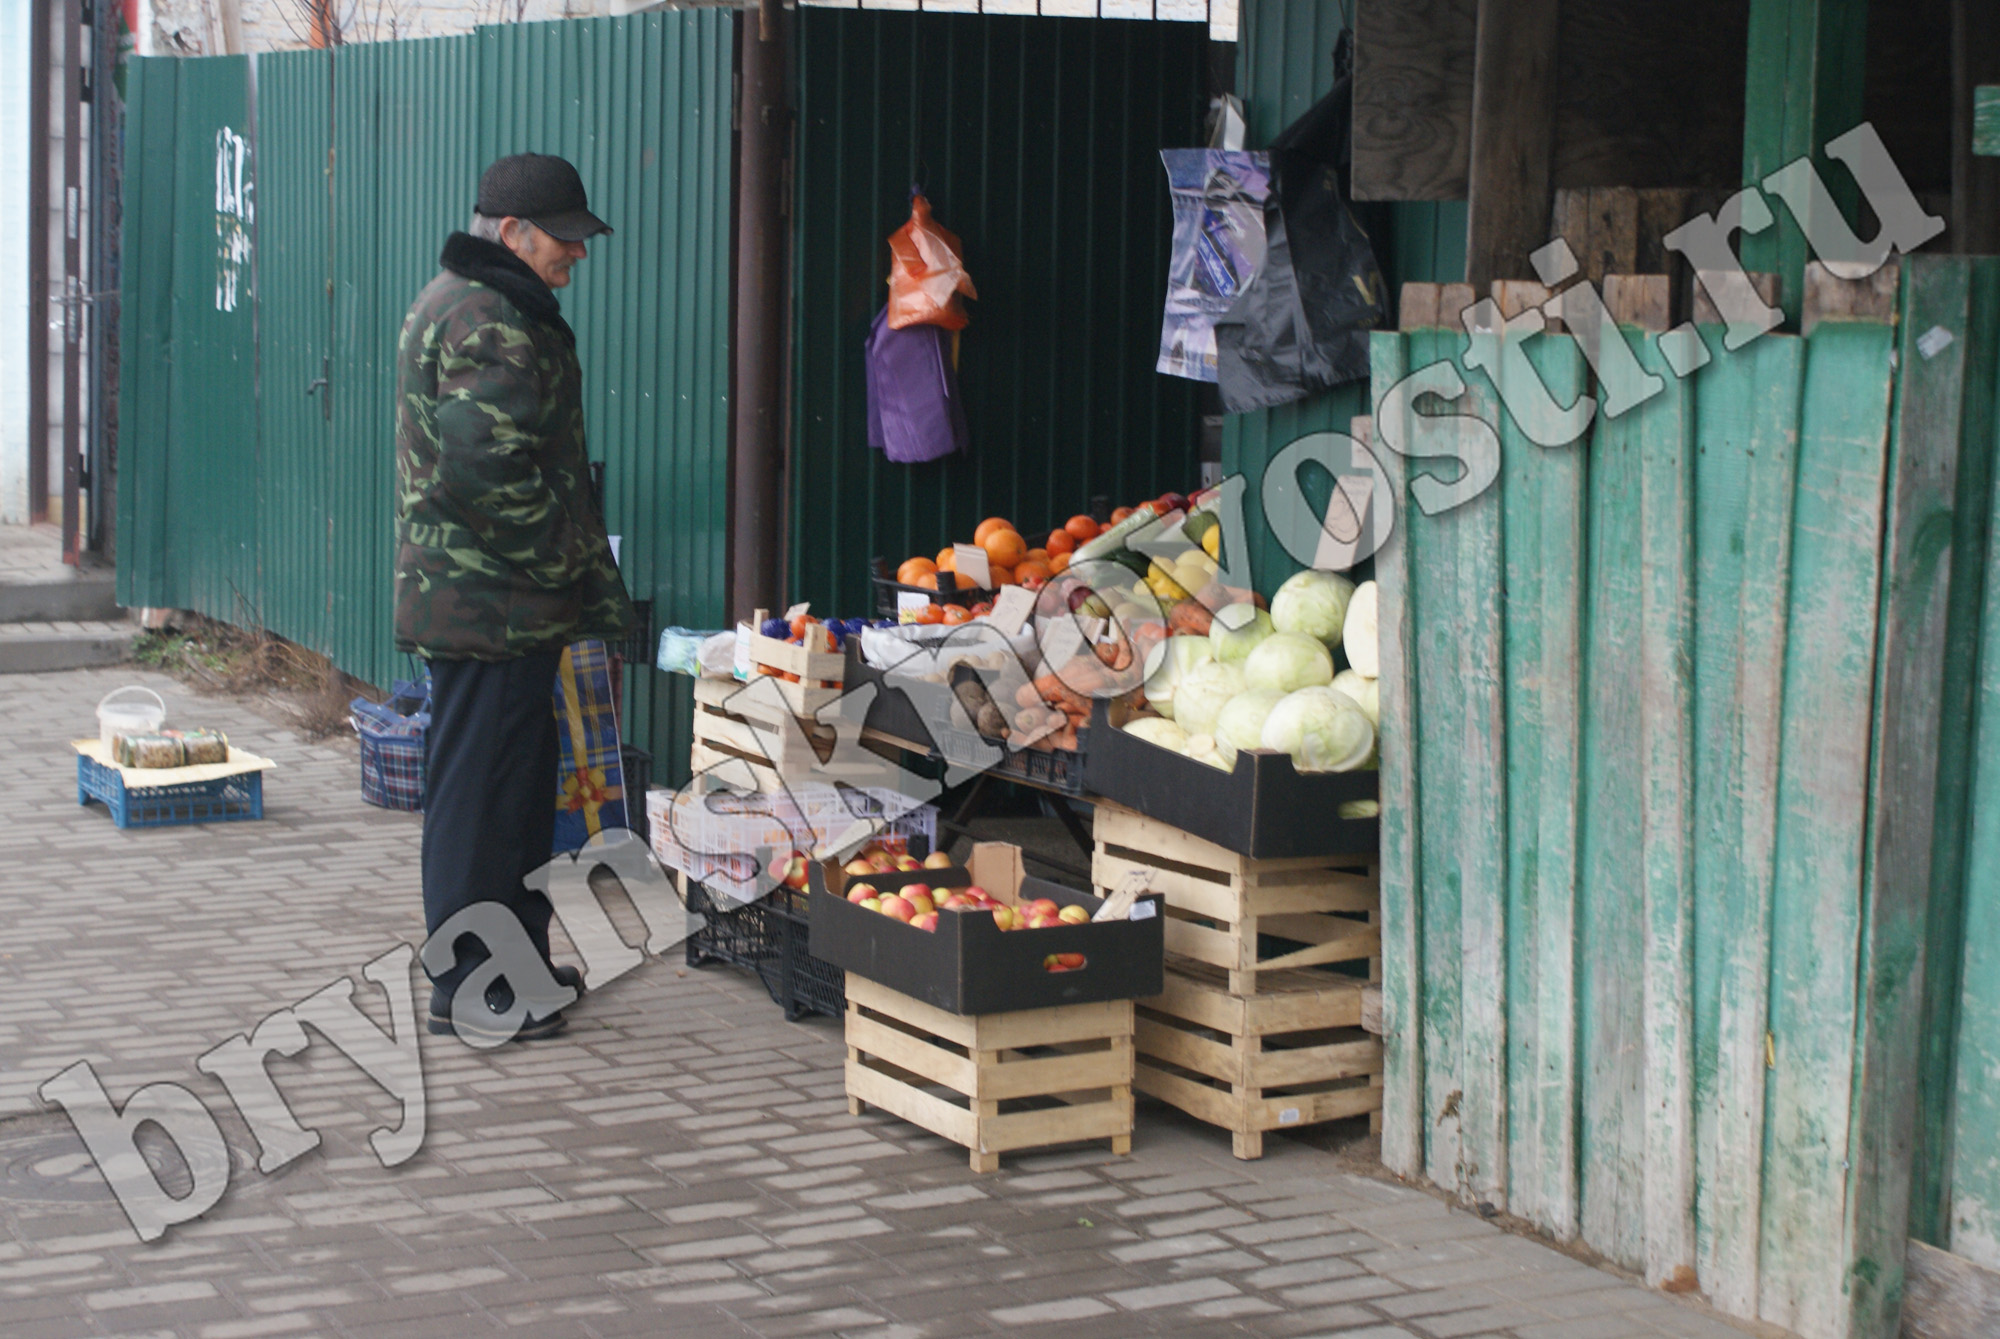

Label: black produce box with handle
[807,842,1163,1015]
[1084,697,1379,860]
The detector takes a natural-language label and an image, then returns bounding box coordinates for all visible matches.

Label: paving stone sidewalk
[0,667,1776,1339]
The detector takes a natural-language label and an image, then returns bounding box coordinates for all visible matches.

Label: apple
[846,882,879,904]
[1028,913,1062,930]
[894,854,923,871]
[859,897,882,912]
[939,894,966,910]
[879,895,916,922]
[964,886,990,904]
[990,906,1015,931]
[1027,898,1060,920]
[868,854,897,873]
[906,895,935,917]
[860,843,888,862]
[769,850,809,891]
[900,883,932,902]
[913,912,939,932]
[1055,952,1085,969]
[923,850,954,870]
[1057,903,1091,925]
[844,857,876,876]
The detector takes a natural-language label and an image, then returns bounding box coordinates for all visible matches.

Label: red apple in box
[923,851,954,870]
[867,854,897,873]
[859,896,882,912]
[1026,898,1059,920]
[879,895,916,922]
[900,883,931,902]
[906,894,935,917]
[913,912,938,932]
[846,883,879,904]
[770,850,809,891]
[1055,952,1085,970]
[1058,903,1091,925]
[894,855,923,872]
[843,857,876,877]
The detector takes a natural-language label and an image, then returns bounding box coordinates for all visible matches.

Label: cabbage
[1338,798,1381,819]
[1215,690,1286,763]
[1181,732,1232,770]
[1142,635,1214,720]
[1244,631,1335,695]
[1173,659,1245,736]
[1259,685,1376,773]
[1343,581,1379,677]
[1271,569,1356,649]
[1209,604,1275,664]
[1122,716,1189,753]
[1332,669,1379,726]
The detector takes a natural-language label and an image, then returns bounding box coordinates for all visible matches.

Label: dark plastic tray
[1083,696,1379,859]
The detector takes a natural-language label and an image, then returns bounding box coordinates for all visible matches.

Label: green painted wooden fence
[1374,257,2000,1339]
[116,13,733,780]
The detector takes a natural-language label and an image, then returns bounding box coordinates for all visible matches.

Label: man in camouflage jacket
[395,153,634,1043]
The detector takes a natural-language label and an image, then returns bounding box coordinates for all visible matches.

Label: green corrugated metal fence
[787,8,1206,616]
[117,12,733,780]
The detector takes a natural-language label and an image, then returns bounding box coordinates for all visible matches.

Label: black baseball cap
[475,153,613,242]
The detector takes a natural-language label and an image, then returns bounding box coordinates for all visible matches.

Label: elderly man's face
[501,218,588,290]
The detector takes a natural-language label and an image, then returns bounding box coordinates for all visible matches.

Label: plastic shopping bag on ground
[887,193,977,331]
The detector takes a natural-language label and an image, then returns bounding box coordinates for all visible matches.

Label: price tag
[989,585,1035,636]
[782,602,811,622]
[608,535,622,567]
[1093,867,1154,922]
[896,591,932,624]
[952,543,992,589]
[732,622,753,681]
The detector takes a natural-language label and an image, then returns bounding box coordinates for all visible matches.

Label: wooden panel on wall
[1352,0,1477,202]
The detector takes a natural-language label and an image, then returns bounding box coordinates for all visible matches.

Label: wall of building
[0,4,29,523]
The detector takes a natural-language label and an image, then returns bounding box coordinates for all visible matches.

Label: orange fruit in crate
[940,604,973,625]
[982,528,1027,568]
[1110,506,1135,524]
[936,547,957,572]
[915,572,940,590]
[913,604,945,625]
[973,517,1015,545]
[1044,529,1076,557]
[1064,515,1100,542]
[988,565,1015,586]
[1014,560,1053,586]
[896,556,936,585]
[1050,551,1071,574]
[1024,547,1049,565]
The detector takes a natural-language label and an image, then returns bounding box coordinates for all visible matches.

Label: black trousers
[422,650,561,995]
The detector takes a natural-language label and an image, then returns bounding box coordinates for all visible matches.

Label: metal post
[61,0,83,564]
[729,0,789,621]
[86,0,118,557]
[27,0,50,524]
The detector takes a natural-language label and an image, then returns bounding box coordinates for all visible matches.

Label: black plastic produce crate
[870,557,994,619]
[684,880,779,973]
[618,744,652,844]
[683,882,845,1022]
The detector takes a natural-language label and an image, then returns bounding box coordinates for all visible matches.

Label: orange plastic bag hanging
[886,194,977,331]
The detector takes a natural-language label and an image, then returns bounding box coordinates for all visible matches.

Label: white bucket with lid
[98,686,167,749]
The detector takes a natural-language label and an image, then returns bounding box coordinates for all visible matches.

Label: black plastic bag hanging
[1213,34,1385,414]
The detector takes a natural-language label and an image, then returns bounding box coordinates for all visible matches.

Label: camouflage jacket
[394,233,634,660]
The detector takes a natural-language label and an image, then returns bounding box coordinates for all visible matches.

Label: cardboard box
[1084,697,1379,859]
[808,841,1164,1015]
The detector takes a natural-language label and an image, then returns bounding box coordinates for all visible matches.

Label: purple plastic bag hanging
[865,307,967,464]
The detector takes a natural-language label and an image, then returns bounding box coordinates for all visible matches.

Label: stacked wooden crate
[689,610,848,794]
[1094,800,1383,1159]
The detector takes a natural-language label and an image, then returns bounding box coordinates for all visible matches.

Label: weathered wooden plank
[1801,260,1903,334]
[1365,333,1425,1182]
[1352,0,1479,202]
[1405,324,1470,1197]
[1913,259,2000,1252]
[1758,319,1896,1337]
[1904,1240,2000,1338]
[1449,336,1510,1211]
[1636,333,1697,1292]
[1842,257,1951,1339]
[1699,331,1806,1320]
[1576,325,1650,1272]
[1974,84,2000,158]
[1739,0,1871,325]
[1464,0,1560,288]
[1497,329,1586,1241]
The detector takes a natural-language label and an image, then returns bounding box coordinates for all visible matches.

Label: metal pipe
[61,0,83,564]
[728,0,790,621]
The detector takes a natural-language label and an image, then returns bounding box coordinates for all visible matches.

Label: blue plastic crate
[77,753,265,828]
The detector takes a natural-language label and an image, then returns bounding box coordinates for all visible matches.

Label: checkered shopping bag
[552,640,630,852]
[351,676,430,811]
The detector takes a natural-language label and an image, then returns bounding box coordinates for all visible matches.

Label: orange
[913,604,945,625]
[1064,515,1100,542]
[981,528,1027,568]
[988,565,1014,587]
[1044,529,1076,557]
[1014,559,1053,585]
[973,517,1015,546]
[1109,506,1134,524]
[940,604,973,625]
[915,572,940,590]
[896,556,936,586]
[936,547,957,572]
[1025,547,1049,566]
[1049,551,1071,574]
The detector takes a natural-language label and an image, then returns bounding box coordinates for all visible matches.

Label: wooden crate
[1135,961,1383,1159]
[690,676,857,795]
[1093,800,1380,996]
[746,607,846,718]
[843,973,1134,1173]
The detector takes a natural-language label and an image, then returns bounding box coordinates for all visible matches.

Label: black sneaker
[427,972,574,1043]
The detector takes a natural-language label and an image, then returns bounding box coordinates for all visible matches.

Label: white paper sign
[896,591,932,624]
[952,543,992,590]
[988,585,1036,636]
[782,602,811,622]
[732,622,753,681]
